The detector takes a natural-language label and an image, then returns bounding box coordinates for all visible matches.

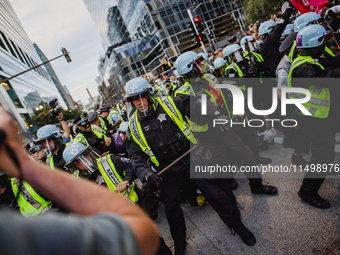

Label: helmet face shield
[65,147,100,177]
[233,50,244,63]
[196,55,215,74]
[126,92,152,117]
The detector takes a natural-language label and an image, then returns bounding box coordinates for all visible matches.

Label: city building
[0,0,66,134]
[33,43,76,110]
[83,0,245,99]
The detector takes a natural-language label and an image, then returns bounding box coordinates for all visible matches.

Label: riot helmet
[175,51,214,80]
[259,20,277,40]
[63,142,101,177]
[240,36,257,52]
[36,125,63,156]
[125,77,155,117]
[224,44,244,63]
[296,24,327,58]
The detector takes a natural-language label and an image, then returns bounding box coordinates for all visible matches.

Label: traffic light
[194,16,205,35]
[61,47,72,63]
[196,35,202,43]
[187,22,196,41]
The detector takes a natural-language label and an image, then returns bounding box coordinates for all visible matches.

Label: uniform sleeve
[124,164,137,184]
[0,210,141,255]
[262,8,293,52]
[111,155,124,179]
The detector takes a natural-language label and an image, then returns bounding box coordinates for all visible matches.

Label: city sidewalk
[155,143,340,255]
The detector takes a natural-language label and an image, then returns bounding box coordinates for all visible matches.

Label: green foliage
[93,104,100,111]
[243,0,286,26]
[30,101,83,128]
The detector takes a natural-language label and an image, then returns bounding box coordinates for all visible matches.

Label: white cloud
[9,0,104,104]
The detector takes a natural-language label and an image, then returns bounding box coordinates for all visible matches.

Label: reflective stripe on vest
[289,41,297,62]
[129,97,197,166]
[73,129,107,146]
[97,156,138,203]
[99,117,108,131]
[46,155,55,170]
[288,55,330,118]
[174,82,209,132]
[11,179,52,217]
[244,51,264,62]
[92,125,107,136]
[325,46,335,57]
[158,97,197,144]
[175,82,195,97]
[226,63,246,91]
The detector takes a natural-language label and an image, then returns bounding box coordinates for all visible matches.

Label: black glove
[247,66,257,76]
[287,0,294,8]
[144,171,160,186]
[326,9,337,19]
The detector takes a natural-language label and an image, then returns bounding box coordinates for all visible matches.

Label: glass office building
[0,0,66,132]
[84,0,245,98]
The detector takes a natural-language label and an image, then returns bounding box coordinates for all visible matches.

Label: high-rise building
[33,43,76,110]
[83,0,245,98]
[0,0,66,134]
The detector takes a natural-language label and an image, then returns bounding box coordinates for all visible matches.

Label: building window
[0,34,7,51]
[23,53,33,68]
[0,31,17,58]
[163,17,170,26]
[10,40,25,64]
[17,47,30,67]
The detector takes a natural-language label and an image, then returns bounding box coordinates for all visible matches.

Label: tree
[30,101,83,128]
[243,0,286,26]
[93,104,100,112]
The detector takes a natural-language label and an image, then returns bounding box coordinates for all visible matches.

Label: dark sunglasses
[78,120,90,127]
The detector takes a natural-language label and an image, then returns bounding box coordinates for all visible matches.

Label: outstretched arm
[0,107,159,255]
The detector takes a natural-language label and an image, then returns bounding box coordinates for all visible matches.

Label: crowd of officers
[1,2,340,254]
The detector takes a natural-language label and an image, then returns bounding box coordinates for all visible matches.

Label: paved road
[155,141,340,255]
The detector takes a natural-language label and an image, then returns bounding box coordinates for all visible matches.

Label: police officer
[240,35,264,64]
[98,104,115,133]
[259,4,293,77]
[88,111,112,136]
[213,57,228,79]
[175,51,276,187]
[166,70,180,97]
[62,142,138,202]
[108,105,125,129]
[288,24,340,209]
[36,125,67,170]
[73,113,117,156]
[223,44,275,156]
[279,12,340,165]
[126,77,257,253]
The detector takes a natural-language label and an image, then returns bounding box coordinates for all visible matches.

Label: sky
[10,0,104,105]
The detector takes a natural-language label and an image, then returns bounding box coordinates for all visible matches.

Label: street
[155,139,340,255]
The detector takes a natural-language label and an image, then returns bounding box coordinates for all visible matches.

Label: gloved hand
[287,0,294,8]
[144,171,160,186]
[247,66,257,76]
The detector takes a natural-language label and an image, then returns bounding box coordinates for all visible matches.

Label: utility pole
[187,9,208,55]
[0,48,71,84]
